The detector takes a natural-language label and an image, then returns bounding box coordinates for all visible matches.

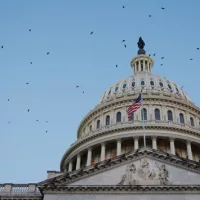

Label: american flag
[127,94,142,120]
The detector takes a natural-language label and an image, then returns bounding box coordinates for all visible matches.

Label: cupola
[130,37,154,74]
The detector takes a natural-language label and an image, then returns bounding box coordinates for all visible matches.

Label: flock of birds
[1,27,50,133]
[1,4,199,132]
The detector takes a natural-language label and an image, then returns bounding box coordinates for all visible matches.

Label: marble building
[1,38,200,200]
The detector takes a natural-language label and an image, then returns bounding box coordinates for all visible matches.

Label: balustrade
[0,184,40,195]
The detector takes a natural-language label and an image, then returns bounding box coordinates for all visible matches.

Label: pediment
[69,157,200,186]
[38,148,200,189]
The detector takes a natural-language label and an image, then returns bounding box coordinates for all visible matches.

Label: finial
[137,37,146,55]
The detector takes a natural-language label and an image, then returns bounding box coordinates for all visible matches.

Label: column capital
[133,136,139,140]
[186,140,191,145]
[88,147,93,151]
[101,142,106,146]
[151,136,157,140]
[77,153,81,157]
[116,138,122,142]
[169,137,175,142]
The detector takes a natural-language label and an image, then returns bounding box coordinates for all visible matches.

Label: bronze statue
[137,37,145,49]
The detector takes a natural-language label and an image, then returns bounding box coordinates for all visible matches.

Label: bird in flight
[90,31,93,35]
[76,85,79,88]
[122,6,125,8]
[116,64,118,68]
[149,15,151,17]
[161,57,164,59]
[160,64,163,66]
[153,53,156,56]
[161,7,165,10]
[8,99,9,101]
[45,121,48,123]
[82,91,85,93]
[26,82,29,85]
[190,58,193,60]
[30,62,32,64]
[47,52,50,55]
[124,44,126,48]
[1,45,3,48]
[197,48,199,50]
[122,40,125,42]
[149,54,151,57]
[27,109,30,112]
[29,29,31,32]
[36,120,39,122]
[8,121,10,124]
[46,130,48,133]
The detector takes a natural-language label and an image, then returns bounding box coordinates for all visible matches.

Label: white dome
[99,71,192,104]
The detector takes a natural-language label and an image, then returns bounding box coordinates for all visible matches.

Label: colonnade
[67,136,194,172]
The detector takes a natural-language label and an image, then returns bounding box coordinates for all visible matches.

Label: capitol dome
[99,72,192,105]
[60,38,200,176]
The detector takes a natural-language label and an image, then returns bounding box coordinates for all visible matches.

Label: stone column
[117,139,122,156]
[86,148,92,166]
[152,136,157,150]
[68,161,72,172]
[186,141,193,160]
[170,138,175,155]
[134,137,139,150]
[139,60,141,71]
[100,143,106,161]
[76,154,81,170]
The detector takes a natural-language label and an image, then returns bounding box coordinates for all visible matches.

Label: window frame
[116,112,122,122]
[167,110,173,121]
[105,115,110,126]
[141,108,147,120]
[154,108,161,120]
[179,113,184,124]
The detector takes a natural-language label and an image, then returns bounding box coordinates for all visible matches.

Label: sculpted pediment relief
[69,157,200,186]
[118,158,171,185]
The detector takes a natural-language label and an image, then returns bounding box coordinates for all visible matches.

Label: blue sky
[0,0,200,183]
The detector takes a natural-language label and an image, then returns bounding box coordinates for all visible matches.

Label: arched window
[141,81,145,86]
[123,83,127,89]
[150,81,154,86]
[167,110,173,121]
[168,84,172,90]
[179,113,184,124]
[141,108,147,120]
[105,115,110,126]
[159,82,163,87]
[116,112,121,122]
[96,120,100,129]
[190,117,194,126]
[89,125,92,131]
[155,109,160,120]
[129,113,134,121]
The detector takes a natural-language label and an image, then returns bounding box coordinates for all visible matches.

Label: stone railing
[74,120,200,147]
[0,183,41,196]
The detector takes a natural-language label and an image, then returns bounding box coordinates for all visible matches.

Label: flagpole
[141,93,146,148]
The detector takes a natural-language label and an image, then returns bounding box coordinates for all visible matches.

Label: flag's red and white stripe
[127,94,142,120]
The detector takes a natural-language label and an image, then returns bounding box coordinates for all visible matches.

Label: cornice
[77,95,200,138]
[41,185,200,194]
